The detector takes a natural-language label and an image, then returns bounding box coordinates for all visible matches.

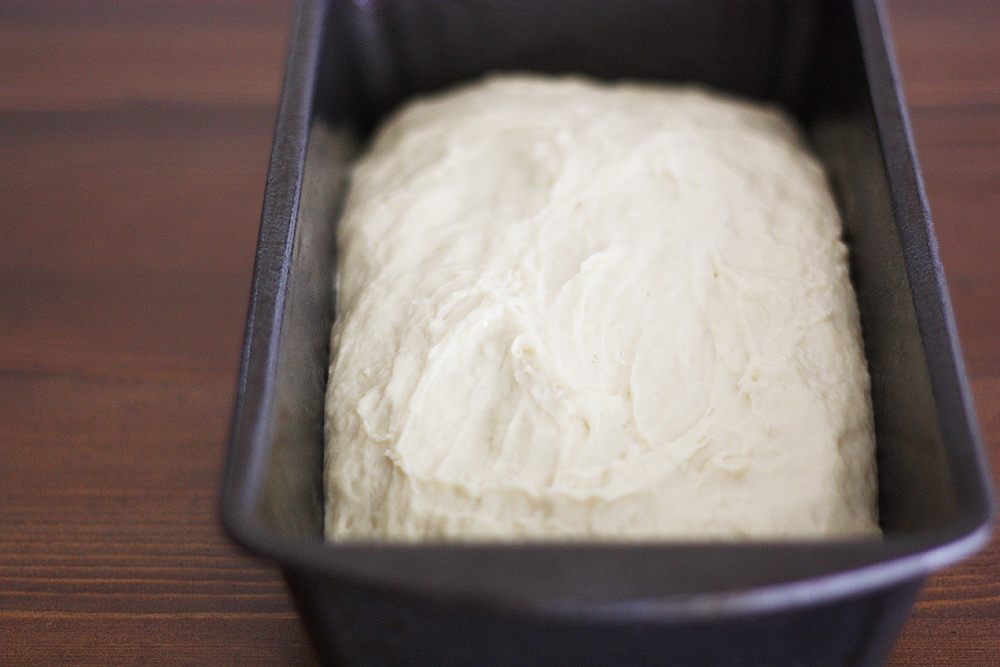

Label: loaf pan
[221,1,995,664]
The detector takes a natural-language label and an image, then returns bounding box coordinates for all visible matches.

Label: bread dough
[324,75,879,541]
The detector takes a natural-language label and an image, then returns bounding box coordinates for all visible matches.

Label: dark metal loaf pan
[221,1,995,665]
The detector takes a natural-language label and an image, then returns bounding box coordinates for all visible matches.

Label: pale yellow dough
[324,75,880,541]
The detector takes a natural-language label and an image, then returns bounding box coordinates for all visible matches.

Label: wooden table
[1,1,996,664]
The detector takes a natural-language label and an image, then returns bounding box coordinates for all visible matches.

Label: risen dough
[324,75,879,541]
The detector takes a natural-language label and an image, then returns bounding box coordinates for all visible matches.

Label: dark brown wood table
[1,1,997,664]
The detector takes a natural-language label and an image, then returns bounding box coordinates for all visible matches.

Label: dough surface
[324,75,879,541]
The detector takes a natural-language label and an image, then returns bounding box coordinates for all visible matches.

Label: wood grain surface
[0,1,996,665]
